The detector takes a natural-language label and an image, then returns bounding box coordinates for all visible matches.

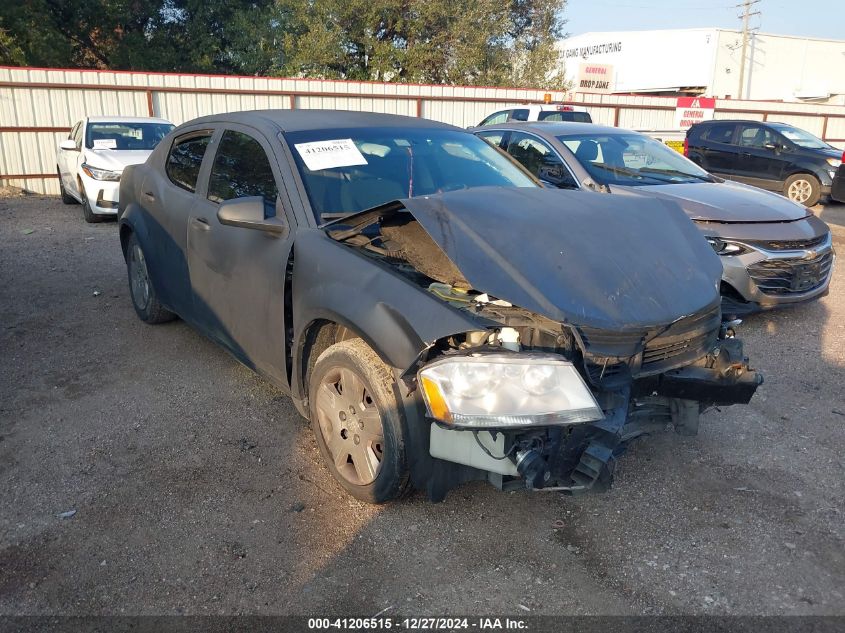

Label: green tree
[281,0,568,88]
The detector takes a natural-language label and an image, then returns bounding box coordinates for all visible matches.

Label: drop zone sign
[674,97,716,130]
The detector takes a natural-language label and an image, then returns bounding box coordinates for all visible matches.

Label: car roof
[87,116,173,124]
[181,109,458,134]
[473,121,621,136]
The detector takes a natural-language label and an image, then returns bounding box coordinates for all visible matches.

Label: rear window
[166,131,212,193]
[702,123,736,144]
[538,111,592,124]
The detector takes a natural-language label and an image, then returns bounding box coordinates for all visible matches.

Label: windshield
[285,128,537,222]
[770,124,831,150]
[85,122,174,150]
[559,132,714,186]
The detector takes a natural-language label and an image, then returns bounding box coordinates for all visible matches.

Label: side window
[477,131,507,149]
[480,110,509,126]
[207,130,278,216]
[509,109,530,122]
[166,131,212,193]
[506,132,577,188]
[703,123,736,145]
[72,122,83,148]
[738,125,778,149]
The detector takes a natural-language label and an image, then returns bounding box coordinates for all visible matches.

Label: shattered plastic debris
[20,229,34,235]
[92,290,101,297]
[57,509,77,519]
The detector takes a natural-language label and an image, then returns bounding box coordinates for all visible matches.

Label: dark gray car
[474,122,835,314]
[118,110,760,504]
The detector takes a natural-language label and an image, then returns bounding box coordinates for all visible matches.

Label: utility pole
[737,0,761,100]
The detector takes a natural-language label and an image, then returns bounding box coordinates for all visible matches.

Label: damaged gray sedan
[118,110,762,503]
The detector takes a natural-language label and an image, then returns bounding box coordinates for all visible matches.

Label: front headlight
[81,163,122,181]
[706,237,749,256]
[418,353,604,429]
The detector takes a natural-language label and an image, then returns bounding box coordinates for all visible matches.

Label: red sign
[674,97,716,130]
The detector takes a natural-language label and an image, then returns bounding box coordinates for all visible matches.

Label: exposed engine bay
[325,188,763,499]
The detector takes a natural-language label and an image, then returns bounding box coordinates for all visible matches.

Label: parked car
[474,122,834,314]
[685,120,844,207]
[478,104,592,126]
[119,110,761,503]
[57,116,174,222]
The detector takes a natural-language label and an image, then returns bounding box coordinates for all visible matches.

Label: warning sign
[575,63,615,94]
[674,97,716,130]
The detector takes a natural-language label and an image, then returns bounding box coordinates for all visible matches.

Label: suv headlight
[706,237,749,256]
[81,163,122,181]
[418,353,603,429]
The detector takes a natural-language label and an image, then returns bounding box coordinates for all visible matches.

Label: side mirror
[60,139,77,151]
[217,196,289,237]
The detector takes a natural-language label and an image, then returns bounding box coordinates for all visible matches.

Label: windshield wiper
[588,163,666,183]
[639,167,714,183]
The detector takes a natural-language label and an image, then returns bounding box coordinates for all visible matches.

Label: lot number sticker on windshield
[93,138,117,149]
[294,139,367,171]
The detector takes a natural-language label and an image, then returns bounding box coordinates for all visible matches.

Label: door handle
[190,217,210,231]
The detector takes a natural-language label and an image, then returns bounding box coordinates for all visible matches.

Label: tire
[58,169,77,205]
[80,182,104,223]
[308,339,410,503]
[125,232,176,324]
[784,173,821,207]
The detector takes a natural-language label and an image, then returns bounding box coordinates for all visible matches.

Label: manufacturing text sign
[575,63,615,94]
[674,97,716,130]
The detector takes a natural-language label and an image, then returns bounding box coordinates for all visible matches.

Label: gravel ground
[1,194,843,617]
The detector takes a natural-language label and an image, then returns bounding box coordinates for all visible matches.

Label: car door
[144,127,215,318]
[697,122,738,177]
[58,121,83,196]
[733,123,789,190]
[504,131,579,189]
[187,125,296,386]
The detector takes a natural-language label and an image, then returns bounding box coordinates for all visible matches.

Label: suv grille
[747,251,834,295]
[747,234,828,251]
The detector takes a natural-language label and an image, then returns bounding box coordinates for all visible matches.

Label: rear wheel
[58,169,77,205]
[126,233,176,324]
[309,339,410,503]
[784,173,820,207]
[80,182,104,223]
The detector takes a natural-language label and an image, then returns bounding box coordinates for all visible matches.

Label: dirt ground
[1,194,843,617]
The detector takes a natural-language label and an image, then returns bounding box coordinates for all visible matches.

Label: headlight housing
[826,158,841,169]
[81,163,122,181]
[706,236,749,256]
[418,353,603,429]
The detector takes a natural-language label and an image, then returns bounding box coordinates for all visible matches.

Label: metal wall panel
[2,66,845,194]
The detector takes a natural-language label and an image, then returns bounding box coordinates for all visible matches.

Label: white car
[478,104,592,126]
[57,116,174,222]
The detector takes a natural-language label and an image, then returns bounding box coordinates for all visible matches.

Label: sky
[563,0,845,40]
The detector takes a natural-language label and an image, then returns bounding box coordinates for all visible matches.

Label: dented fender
[290,229,493,402]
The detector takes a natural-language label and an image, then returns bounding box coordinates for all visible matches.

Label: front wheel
[126,233,176,324]
[784,173,821,207]
[309,339,410,503]
[80,182,104,223]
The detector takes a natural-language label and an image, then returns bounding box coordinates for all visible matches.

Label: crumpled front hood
[83,149,153,171]
[615,180,810,223]
[394,187,722,330]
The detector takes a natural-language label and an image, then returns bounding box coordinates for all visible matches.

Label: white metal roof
[86,115,172,124]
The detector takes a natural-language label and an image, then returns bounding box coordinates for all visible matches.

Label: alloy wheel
[787,178,812,204]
